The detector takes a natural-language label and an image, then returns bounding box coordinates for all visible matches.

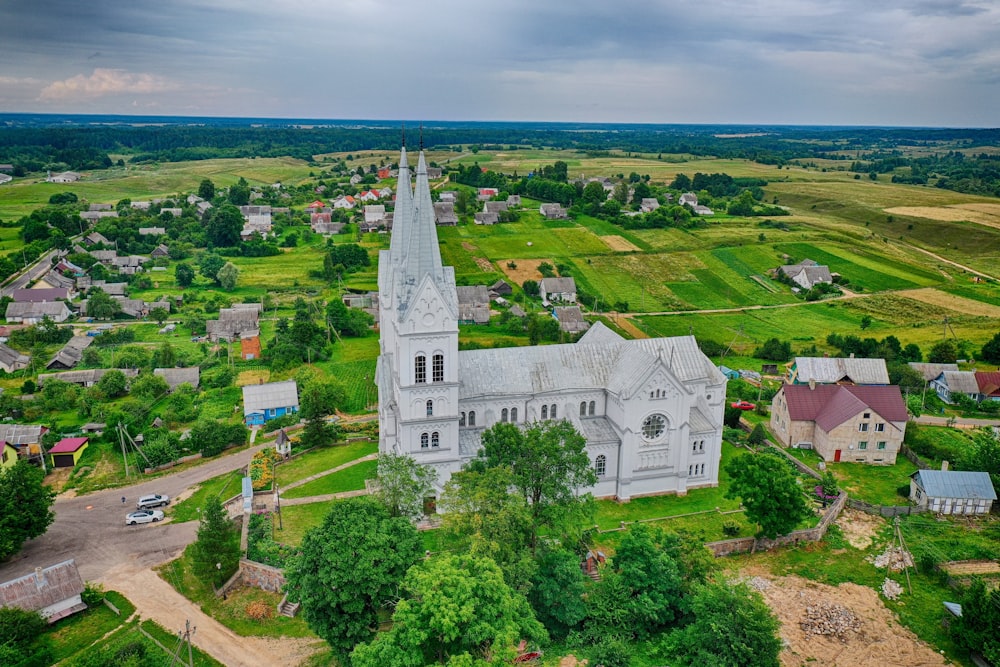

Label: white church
[376,145,727,501]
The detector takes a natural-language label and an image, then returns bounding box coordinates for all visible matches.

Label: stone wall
[239,559,286,594]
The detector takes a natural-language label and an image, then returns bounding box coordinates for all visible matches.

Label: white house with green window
[376,145,726,501]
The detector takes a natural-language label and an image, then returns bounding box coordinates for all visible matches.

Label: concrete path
[279,488,369,506]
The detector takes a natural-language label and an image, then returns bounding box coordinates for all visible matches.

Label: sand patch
[898,287,1000,317]
[749,574,947,667]
[601,235,642,252]
[499,258,550,285]
[886,205,1000,230]
[835,508,885,550]
[608,314,648,338]
[474,257,494,272]
[236,370,271,387]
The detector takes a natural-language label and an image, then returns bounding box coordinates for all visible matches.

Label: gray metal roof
[794,356,889,385]
[154,367,200,390]
[242,380,299,416]
[578,417,619,443]
[939,370,980,394]
[908,362,959,382]
[912,470,997,500]
[577,321,625,346]
[540,277,577,295]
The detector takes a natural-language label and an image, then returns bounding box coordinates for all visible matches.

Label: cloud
[38,68,179,101]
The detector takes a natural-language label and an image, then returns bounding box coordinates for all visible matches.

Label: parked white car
[136,494,170,510]
[125,509,164,525]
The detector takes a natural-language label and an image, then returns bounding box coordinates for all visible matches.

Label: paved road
[0,442,266,583]
[0,249,59,297]
[913,415,1000,429]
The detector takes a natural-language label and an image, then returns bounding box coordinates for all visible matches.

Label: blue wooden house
[242,380,299,426]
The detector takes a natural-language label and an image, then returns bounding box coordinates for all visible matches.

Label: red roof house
[241,335,262,361]
[976,371,1000,401]
[306,200,326,209]
[48,437,89,468]
[770,384,908,464]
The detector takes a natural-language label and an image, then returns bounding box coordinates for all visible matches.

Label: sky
[0,0,997,126]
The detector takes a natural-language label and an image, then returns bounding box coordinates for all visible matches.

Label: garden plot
[600,235,642,252]
[897,287,1000,318]
[775,242,940,291]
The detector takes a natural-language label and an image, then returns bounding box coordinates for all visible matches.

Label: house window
[432,354,444,383]
[414,355,426,383]
[468,411,476,427]
[877,441,886,450]
[426,400,433,417]
[511,407,517,422]
[858,441,868,450]
[460,412,466,427]
[431,432,440,448]
[595,454,606,477]
[689,465,693,475]
[501,408,508,423]
[589,401,595,416]
[580,402,587,417]
[863,412,871,419]
[420,433,429,448]
[542,405,548,420]
[692,442,698,453]
[550,404,557,419]
[642,414,666,440]
[858,423,869,432]
[699,440,704,451]
[875,423,885,432]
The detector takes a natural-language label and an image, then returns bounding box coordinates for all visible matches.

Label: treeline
[851,151,1000,197]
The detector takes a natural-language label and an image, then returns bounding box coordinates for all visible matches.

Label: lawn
[157,543,316,638]
[786,447,918,506]
[171,469,245,522]
[280,458,377,499]
[272,499,338,546]
[46,593,134,662]
[274,440,377,487]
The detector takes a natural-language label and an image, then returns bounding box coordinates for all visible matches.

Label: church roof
[458,335,719,399]
[578,417,620,443]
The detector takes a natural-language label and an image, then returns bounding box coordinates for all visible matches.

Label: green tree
[86,287,121,320]
[860,315,873,330]
[96,369,128,398]
[198,178,216,201]
[190,496,240,588]
[522,279,539,297]
[207,204,244,247]
[607,524,685,638]
[529,547,588,639]
[199,253,225,283]
[726,190,756,216]
[175,262,195,287]
[951,579,1000,664]
[748,423,766,445]
[981,332,1000,364]
[227,177,250,206]
[474,421,596,550]
[754,337,792,362]
[350,554,546,667]
[326,298,374,337]
[582,181,606,205]
[148,306,170,326]
[217,261,239,291]
[725,452,811,539]
[190,419,247,457]
[665,577,782,667]
[129,373,169,401]
[0,607,48,665]
[928,339,958,363]
[958,429,1000,492]
[284,497,422,661]
[375,453,438,520]
[152,342,177,368]
[0,461,57,560]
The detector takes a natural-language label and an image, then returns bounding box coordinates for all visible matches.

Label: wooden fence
[847,498,929,518]
[899,444,932,470]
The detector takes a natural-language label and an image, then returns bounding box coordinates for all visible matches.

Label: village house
[490,279,512,296]
[197,201,213,217]
[438,191,457,203]
[357,190,381,202]
[160,207,182,217]
[554,306,590,334]
[138,227,166,236]
[46,171,80,183]
[2,441,18,468]
[243,380,299,426]
[364,205,387,226]
[0,424,48,462]
[333,195,356,209]
[38,368,139,388]
[240,335,262,360]
[151,244,170,259]
[770,382,908,464]
[79,210,118,222]
[37,269,77,292]
[154,367,201,392]
[434,202,458,226]
[778,259,834,290]
[0,343,30,373]
[456,285,491,325]
[483,200,509,215]
[975,371,1000,401]
[48,437,89,468]
[207,305,260,342]
[44,337,94,371]
[640,198,660,213]
[910,468,996,515]
[507,194,522,207]
[539,276,578,305]
[82,232,111,246]
[0,560,87,623]
[474,211,498,225]
[5,301,72,324]
[10,287,70,303]
[908,362,959,383]
[477,187,499,201]
[786,356,889,385]
[539,203,568,219]
[930,370,979,404]
[131,201,151,210]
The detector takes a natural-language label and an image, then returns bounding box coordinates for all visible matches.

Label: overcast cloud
[0,0,996,125]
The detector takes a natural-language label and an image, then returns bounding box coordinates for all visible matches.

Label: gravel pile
[869,547,914,571]
[881,578,904,600]
[746,576,771,592]
[800,602,863,640]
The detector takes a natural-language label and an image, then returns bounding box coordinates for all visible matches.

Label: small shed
[0,560,86,623]
[48,437,89,468]
[81,422,106,435]
[275,428,292,457]
[582,549,607,576]
[242,476,254,513]
[718,365,741,380]
[910,469,997,515]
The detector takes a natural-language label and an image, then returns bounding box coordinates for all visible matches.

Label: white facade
[377,146,725,501]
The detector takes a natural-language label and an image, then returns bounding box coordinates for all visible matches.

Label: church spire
[389,133,413,267]
[401,147,444,282]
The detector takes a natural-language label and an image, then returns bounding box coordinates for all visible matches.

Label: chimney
[808,378,816,391]
[941,460,949,472]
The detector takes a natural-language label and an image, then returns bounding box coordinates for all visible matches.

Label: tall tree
[529,547,589,639]
[0,461,57,560]
[665,577,782,667]
[375,453,437,520]
[199,253,225,283]
[217,261,239,291]
[175,262,195,287]
[474,420,597,549]
[86,287,121,320]
[981,332,1000,364]
[928,339,958,363]
[284,497,421,661]
[190,495,240,588]
[607,524,685,638]
[725,451,811,539]
[197,178,216,201]
[350,554,546,667]
[958,429,1000,492]
[206,204,244,247]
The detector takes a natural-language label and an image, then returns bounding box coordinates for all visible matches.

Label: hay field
[601,235,642,252]
[885,204,1000,230]
[897,287,1000,317]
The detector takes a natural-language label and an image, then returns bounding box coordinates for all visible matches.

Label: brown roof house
[240,335,263,361]
[434,202,458,226]
[0,560,87,623]
[770,383,909,464]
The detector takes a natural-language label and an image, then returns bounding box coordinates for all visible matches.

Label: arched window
[580,402,587,417]
[589,401,595,416]
[432,354,444,383]
[511,407,517,422]
[414,355,426,383]
[595,454,606,477]
[688,465,693,475]
[650,391,654,399]
[550,404,557,419]
[541,405,548,420]
[420,433,429,448]
[468,411,476,426]
[460,412,466,427]
[426,400,433,417]
[431,432,440,448]
[501,408,508,423]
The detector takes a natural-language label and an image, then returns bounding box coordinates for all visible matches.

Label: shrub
[722,520,741,537]
[589,636,632,667]
[81,582,105,606]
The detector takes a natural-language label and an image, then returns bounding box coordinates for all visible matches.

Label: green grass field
[274,440,377,487]
[281,458,376,499]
